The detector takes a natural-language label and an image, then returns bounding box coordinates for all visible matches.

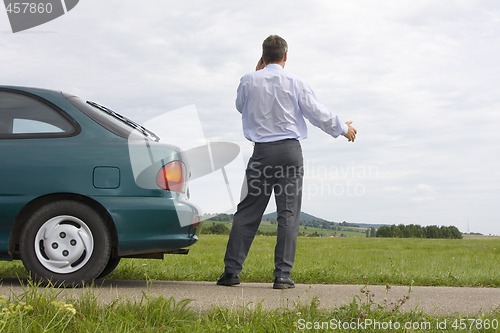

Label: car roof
[0,85,62,94]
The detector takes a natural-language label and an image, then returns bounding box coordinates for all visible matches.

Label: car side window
[12,119,65,134]
[0,91,74,138]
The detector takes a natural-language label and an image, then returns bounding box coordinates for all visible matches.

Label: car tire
[97,257,121,279]
[20,200,111,286]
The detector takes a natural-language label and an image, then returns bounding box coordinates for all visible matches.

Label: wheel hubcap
[34,215,94,274]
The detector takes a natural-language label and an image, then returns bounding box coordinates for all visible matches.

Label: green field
[3,234,498,287]
[114,235,500,287]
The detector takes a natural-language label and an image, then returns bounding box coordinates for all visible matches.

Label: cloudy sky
[2,0,499,235]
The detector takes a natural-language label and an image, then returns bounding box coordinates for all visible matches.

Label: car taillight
[156,161,186,193]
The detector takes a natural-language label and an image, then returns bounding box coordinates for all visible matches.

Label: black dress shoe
[216,272,240,286]
[273,277,295,289]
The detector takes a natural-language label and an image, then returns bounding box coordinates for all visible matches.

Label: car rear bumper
[94,195,201,257]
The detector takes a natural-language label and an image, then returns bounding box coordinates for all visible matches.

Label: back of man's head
[262,35,288,65]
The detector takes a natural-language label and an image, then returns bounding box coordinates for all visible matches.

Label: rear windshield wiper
[86,101,160,142]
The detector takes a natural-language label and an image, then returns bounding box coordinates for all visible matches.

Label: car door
[0,89,79,255]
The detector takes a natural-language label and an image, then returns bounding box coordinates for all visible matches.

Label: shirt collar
[265,63,284,70]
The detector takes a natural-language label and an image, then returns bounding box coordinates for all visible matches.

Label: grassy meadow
[114,234,500,287]
[2,234,498,287]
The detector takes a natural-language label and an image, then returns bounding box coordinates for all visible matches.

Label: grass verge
[0,281,499,332]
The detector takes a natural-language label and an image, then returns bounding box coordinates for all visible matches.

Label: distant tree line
[201,222,230,235]
[374,224,462,239]
[206,213,233,222]
[300,219,332,230]
[201,221,279,236]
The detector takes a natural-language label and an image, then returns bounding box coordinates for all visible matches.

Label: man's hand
[344,121,357,142]
[255,57,265,71]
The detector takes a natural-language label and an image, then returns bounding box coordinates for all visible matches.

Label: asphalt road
[1,278,498,316]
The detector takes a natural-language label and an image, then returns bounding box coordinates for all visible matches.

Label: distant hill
[262,211,329,223]
[262,211,387,229]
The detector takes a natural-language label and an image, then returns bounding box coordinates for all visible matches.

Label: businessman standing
[217,35,357,289]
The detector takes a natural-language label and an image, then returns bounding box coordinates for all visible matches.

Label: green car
[0,86,201,286]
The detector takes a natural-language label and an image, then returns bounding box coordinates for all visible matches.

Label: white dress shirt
[236,64,348,143]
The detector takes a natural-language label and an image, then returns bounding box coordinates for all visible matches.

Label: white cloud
[410,184,439,203]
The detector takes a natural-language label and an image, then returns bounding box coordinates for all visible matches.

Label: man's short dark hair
[262,35,288,65]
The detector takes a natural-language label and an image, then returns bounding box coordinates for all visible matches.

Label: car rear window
[66,95,158,142]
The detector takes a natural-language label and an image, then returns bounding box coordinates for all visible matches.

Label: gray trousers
[223,139,304,278]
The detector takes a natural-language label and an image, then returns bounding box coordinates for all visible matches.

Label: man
[217,35,357,289]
